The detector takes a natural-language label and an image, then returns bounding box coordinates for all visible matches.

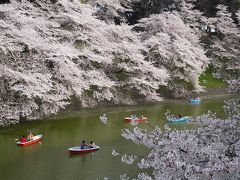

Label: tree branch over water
[101,98,240,179]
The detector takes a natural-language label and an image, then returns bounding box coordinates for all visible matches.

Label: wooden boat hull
[69,146,100,154]
[17,135,42,147]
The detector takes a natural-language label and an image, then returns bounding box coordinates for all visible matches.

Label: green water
[0,94,236,180]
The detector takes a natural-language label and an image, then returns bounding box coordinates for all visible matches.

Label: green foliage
[116,85,146,102]
[50,0,58,4]
[74,40,88,50]
[200,35,214,49]
[216,57,240,80]
[115,68,130,81]
[113,57,131,64]
[19,112,27,122]
[174,78,195,91]
[107,59,131,81]
[156,85,173,97]
[194,0,240,17]
[128,0,181,25]
[83,85,99,97]
[0,77,27,102]
[80,0,88,4]
[199,65,228,89]
[69,94,81,110]
[83,89,94,97]
[157,78,194,98]
[60,23,74,31]
[90,61,102,69]
[34,96,43,112]
[45,60,54,70]
[22,45,30,53]
[222,68,240,79]
[13,91,22,101]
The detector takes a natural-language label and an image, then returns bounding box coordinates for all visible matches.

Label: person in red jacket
[20,135,27,143]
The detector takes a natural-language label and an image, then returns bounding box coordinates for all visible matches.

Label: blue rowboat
[190,98,201,104]
[168,116,190,123]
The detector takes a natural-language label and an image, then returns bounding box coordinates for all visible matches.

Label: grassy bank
[199,65,228,89]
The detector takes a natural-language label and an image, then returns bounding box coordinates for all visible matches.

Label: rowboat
[17,134,42,147]
[190,98,201,104]
[125,116,148,122]
[69,145,100,154]
[168,116,190,123]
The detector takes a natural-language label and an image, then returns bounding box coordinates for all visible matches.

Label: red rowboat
[124,116,148,122]
[69,145,100,154]
[17,135,42,147]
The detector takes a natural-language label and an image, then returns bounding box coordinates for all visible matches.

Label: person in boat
[131,114,137,120]
[89,141,96,148]
[178,114,182,118]
[20,135,27,143]
[170,114,177,119]
[80,140,88,149]
[27,132,34,141]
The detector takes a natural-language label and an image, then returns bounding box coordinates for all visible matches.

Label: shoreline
[198,87,229,96]
[0,90,238,129]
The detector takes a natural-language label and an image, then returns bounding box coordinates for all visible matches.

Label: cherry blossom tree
[107,98,240,179]
[0,0,211,125]
[179,1,240,93]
